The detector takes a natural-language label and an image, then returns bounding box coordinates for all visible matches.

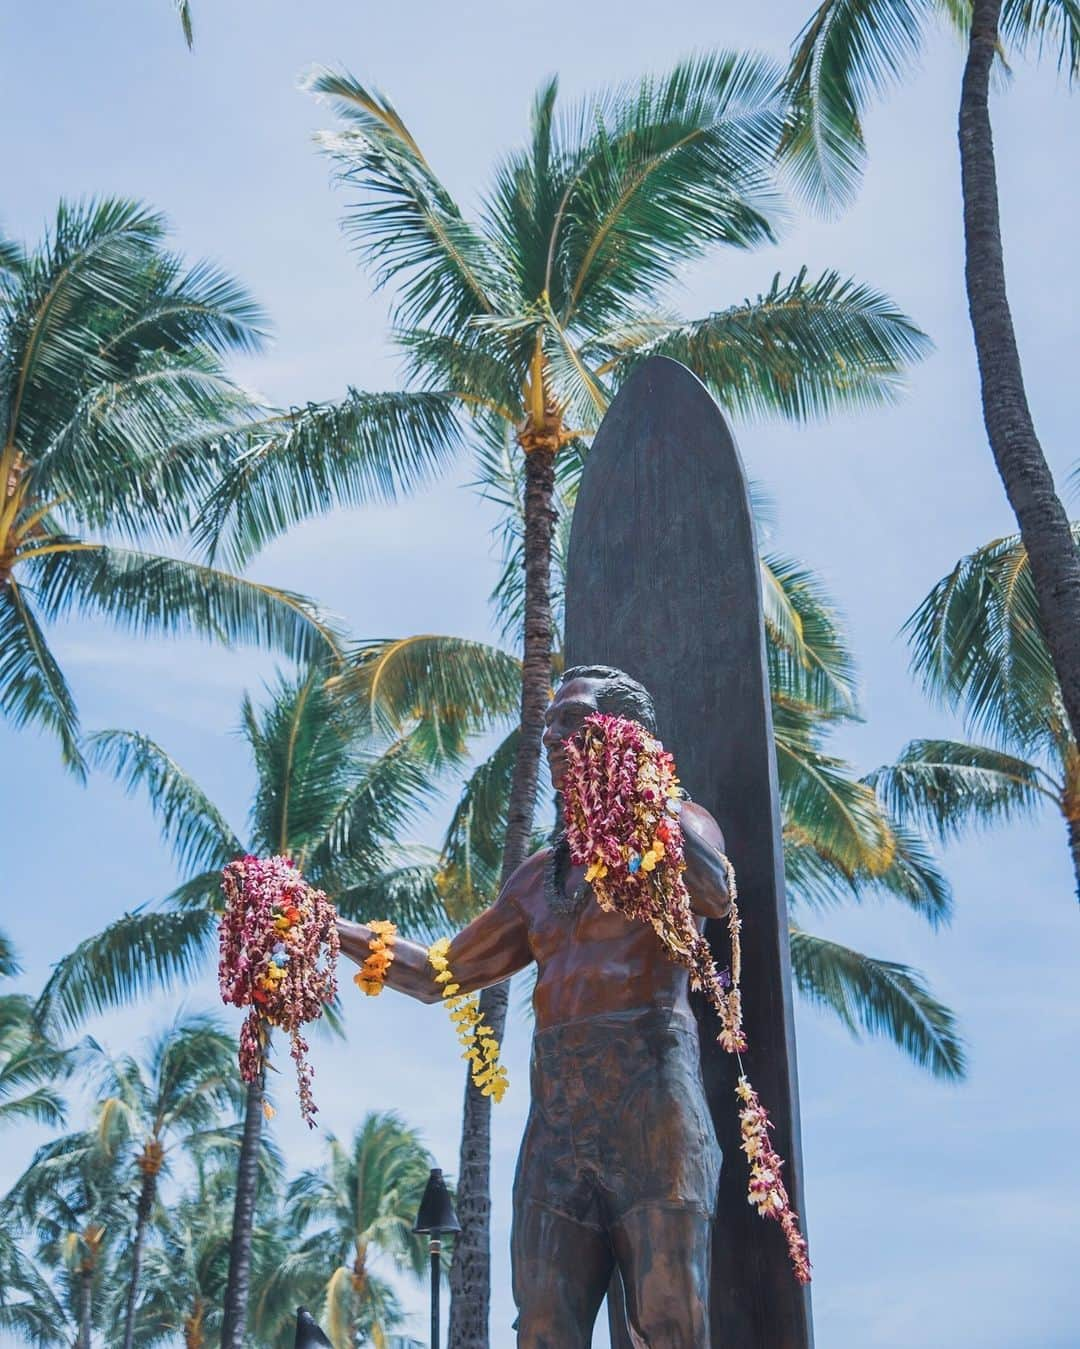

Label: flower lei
[355,920,397,995]
[562,713,811,1284]
[427,938,509,1103]
[218,855,340,1129]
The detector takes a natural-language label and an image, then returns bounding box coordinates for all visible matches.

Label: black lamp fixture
[413,1167,461,1349]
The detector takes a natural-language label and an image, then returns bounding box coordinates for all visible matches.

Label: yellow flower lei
[427,938,508,1103]
[354,920,397,996]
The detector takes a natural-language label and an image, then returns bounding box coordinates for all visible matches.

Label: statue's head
[542,664,657,791]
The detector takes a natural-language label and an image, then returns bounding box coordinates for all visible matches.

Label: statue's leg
[609,1205,712,1348]
[511,1201,614,1349]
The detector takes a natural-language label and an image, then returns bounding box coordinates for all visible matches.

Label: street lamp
[413,1167,461,1349]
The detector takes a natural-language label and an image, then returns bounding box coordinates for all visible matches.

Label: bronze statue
[338,665,732,1347]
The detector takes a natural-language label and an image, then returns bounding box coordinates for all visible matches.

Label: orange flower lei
[427,938,508,1103]
[354,920,397,996]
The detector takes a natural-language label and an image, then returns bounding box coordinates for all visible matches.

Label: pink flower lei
[218,855,340,1129]
[562,713,811,1285]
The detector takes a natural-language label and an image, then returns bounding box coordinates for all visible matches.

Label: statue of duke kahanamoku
[337,665,733,1347]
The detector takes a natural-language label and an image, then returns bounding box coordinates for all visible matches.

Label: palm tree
[273,1112,433,1349]
[193,61,929,1342]
[37,662,465,1348]
[90,1012,243,1349]
[0,198,351,775]
[0,933,70,1132]
[782,0,1080,755]
[870,526,1080,900]
[5,1129,128,1348]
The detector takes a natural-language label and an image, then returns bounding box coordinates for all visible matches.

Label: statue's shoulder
[498,846,550,915]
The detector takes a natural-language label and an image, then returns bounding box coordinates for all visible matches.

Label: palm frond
[305,68,507,329]
[789,924,966,1078]
[333,859,450,938]
[869,738,1052,839]
[781,0,935,212]
[904,528,1079,749]
[87,730,241,874]
[330,635,521,754]
[176,0,194,48]
[26,542,344,667]
[763,551,859,714]
[35,908,217,1031]
[441,729,520,917]
[195,390,463,568]
[604,268,931,421]
[1001,0,1080,78]
[0,581,84,776]
[544,52,785,328]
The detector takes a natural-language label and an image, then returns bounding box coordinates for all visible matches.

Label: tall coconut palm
[272,1112,433,1349]
[35,659,491,1348]
[782,0,1080,753]
[90,1013,243,1349]
[192,61,929,1342]
[870,525,1080,899]
[0,198,350,775]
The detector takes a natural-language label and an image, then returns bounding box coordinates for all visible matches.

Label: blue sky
[2,1,1079,1345]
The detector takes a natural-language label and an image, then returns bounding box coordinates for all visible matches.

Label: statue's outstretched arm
[337,881,533,1005]
[680,801,732,920]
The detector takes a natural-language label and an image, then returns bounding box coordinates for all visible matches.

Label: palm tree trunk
[448,445,557,1349]
[1067,816,1080,903]
[77,1265,93,1349]
[121,1165,158,1349]
[220,1073,265,1349]
[959,0,1080,748]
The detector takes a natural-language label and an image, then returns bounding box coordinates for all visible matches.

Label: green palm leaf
[305,68,507,330]
[763,550,859,713]
[334,859,450,936]
[869,738,1051,839]
[602,269,931,420]
[35,908,217,1032]
[904,528,1079,749]
[781,0,936,212]
[789,924,966,1078]
[86,730,241,874]
[441,729,520,915]
[195,390,463,568]
[0,581,84,775]
[26,542,344,667]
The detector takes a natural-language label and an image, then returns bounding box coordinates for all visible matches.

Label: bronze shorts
[511,1004,722,1232]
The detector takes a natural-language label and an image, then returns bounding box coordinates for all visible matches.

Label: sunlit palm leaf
[333,859,450,937]
[331,635,521,752]
[763,550,859,713]
[789,924,966,1078]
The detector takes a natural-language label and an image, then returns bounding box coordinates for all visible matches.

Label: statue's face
[542,677,602,791]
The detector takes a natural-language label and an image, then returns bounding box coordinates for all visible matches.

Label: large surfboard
[564,356,813,1348]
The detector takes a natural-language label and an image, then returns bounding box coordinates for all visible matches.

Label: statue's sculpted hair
[560,664,657,734]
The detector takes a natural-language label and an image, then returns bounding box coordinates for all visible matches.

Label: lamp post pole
[413,1167,460,1349]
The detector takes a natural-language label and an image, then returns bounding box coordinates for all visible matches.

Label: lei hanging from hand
[562,712,811,1285]
[218,855,340,1128]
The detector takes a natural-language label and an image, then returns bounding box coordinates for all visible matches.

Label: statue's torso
[512,848,702,1031]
